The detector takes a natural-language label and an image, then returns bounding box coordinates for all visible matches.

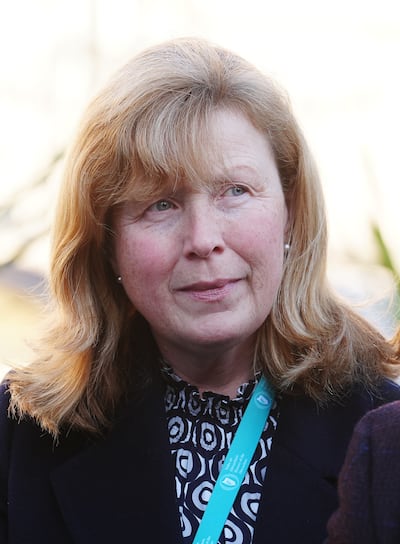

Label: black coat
[1,375,400,543]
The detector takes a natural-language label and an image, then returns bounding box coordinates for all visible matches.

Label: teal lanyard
[192,375,275,544]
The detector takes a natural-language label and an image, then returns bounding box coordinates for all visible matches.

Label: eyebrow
[219,163,264,178]
[213,164,269,188]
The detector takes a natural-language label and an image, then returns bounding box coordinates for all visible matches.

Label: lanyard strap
[192,375,275,544]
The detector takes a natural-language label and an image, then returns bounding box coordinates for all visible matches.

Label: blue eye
[225,185,247,197]
[150,199,173,212]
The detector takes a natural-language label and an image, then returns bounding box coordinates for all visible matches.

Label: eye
[224,185,248,197]
[149,199,174,212]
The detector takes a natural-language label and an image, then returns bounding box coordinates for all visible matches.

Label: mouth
[177,278,242,301]
[179,279,240,291]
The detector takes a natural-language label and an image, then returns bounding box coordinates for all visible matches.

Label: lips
[176,278,242,302]
[179,279,239,291]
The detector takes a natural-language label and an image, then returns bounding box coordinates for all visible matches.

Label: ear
[109,256,122,285]
[109,251,123,282]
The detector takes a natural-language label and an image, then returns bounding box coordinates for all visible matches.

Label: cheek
[239,215,286,286]
[248,237,284,276]
[115,232,171,286]
[239,210,286,255]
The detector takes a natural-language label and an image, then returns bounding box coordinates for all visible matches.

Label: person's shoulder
[357,399,400,436]
[0,379,15,476]
[344,398,400,467]
[325,397,400,543]
[0,376,95,470]
[0,379,12,430]
[280,378,400,447]
[370,398,400,417]
[0,376,27,451]
[0,379,10,401]
[347,400,400,493]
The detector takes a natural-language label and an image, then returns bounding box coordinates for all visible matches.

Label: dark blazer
[1,376,400,544]
[326,400,400,544]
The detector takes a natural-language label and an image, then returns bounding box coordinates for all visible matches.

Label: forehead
[117,108,277,203]
[208,109,277,173]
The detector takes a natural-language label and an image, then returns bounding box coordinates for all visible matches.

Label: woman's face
[113,109,289,361]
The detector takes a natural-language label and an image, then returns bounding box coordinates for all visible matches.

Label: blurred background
[1,0,399,378]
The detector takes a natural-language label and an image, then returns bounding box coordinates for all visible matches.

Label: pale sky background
[1,0,399,369]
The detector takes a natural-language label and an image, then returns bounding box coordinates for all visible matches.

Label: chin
[184,327,257,352]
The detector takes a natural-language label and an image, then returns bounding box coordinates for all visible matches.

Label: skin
[113,109,289,397]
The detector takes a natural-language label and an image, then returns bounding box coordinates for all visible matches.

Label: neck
[158,338,256,399]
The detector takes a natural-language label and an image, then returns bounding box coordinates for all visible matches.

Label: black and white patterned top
[163,368,280,544]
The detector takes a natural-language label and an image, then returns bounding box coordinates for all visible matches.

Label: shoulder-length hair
[8,37,399,436]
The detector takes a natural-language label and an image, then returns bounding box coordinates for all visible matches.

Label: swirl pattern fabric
[163,369,279,544]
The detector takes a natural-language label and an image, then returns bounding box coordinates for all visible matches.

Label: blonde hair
[392,326,400,355]
[9,37,399,436]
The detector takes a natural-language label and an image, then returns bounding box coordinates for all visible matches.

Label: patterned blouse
[163,368,280,544]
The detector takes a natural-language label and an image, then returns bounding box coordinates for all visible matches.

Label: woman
[1,38,399,544]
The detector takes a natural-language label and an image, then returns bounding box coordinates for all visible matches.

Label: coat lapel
[254,391,373,543]
[50,382,182,543]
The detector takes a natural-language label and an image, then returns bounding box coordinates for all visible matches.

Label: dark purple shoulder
[357,399,400,435]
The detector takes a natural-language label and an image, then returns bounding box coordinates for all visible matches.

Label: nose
[183,198,225,259]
